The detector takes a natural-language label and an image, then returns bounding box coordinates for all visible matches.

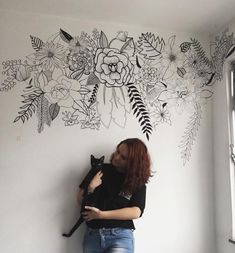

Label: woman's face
[111,143,129,172]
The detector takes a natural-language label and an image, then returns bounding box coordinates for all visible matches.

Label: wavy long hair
[111,138,152,193]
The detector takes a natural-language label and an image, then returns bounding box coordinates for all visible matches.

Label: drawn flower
[136,62,161,88]
[34,42,66,71]
[94,48,134,87]
[185,53,201,69]
[150,104,171,126]
[136,62,165,104]
[67,47,93,75]
[159,79,198,114]
[161,45,185,74]
[15,65,31,81]
[80,107,101,130]
[41,75,81,108]
[116,31,128,42]
[62,111,79,126]
[184,53,212,85]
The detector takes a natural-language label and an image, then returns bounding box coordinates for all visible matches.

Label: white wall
[212,18,235,253]
[0,9,215,253]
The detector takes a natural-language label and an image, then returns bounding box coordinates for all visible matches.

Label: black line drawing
[1,28,235,164]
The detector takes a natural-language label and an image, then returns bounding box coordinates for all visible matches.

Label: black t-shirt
[79,163,146,230]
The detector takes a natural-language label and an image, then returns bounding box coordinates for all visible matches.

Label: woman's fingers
[88,171,103,192]
[85,206,98,211]
[96,171,103,179]
[82,206,101,220]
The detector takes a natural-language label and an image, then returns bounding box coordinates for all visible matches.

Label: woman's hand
[88,171,103,193]
[82,206,102,221]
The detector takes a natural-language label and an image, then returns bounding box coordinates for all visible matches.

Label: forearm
[100,207,141,220]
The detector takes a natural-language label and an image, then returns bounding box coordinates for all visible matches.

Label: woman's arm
[77,170,103,204]
[82,206,141,221]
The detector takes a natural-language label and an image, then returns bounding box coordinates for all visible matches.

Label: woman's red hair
[113,138,152,193]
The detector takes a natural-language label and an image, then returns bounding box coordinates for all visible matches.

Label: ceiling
[1,0,235,34]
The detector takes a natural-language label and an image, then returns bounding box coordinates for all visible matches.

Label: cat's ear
[91,155,95,161]
[100,156,105,163]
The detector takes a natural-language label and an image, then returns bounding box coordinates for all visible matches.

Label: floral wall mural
[1,28,235,164]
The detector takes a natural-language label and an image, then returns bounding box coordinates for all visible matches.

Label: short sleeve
[129,185,146,217]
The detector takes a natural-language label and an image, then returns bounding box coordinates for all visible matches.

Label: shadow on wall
[60,165,88,253]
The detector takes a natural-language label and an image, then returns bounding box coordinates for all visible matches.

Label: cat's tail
[62,216,84,238]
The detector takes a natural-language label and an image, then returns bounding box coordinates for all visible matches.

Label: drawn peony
[94,48,134,87]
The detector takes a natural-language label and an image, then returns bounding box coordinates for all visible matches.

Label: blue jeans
[83,227,134,253]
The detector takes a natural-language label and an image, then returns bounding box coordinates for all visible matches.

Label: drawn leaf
[89,83,99,105]
[206,73,215,86]
[30,35,44,51]
[226,44,235,59]
[70,69,84,80]
[191,38,213,68]
[99,31,109,48]
[87,73,100,86]
[14,88,44,124]
[49,103,60,121]
[180,42,192,53]
[177,67,186,78]
[79,86,91,95]
[168,35,176,49]
[120,38,135,56]
[136,55,142,68]
[179,103,202,165]
[13,116,20,123]
[200,89,213,98]
[59,29,73,43]
[138,32,165,60]
[37,95,50,133]
[126,83,152,140]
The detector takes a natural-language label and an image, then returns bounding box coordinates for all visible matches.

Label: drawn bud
[15,65,31,81]
[116,31,128,42]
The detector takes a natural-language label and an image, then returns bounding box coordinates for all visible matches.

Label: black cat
[62,155,105,237]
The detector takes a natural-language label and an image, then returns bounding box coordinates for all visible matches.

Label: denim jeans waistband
[86,227,133,236]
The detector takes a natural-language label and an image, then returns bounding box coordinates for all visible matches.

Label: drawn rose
[94,48,133,87]
[42,75,81,108]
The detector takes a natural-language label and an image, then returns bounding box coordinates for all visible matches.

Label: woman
[77,138,152,253]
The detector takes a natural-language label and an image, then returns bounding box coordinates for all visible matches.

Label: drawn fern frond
[179,103,202,165]
[0,77,17,92]
[191,38,213,68]
[126,83,152,140]
[89,83,99,105]
[1,60,22,92]
[13,89,44,124]
[37,95,51,133]
[80,31,98,52]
